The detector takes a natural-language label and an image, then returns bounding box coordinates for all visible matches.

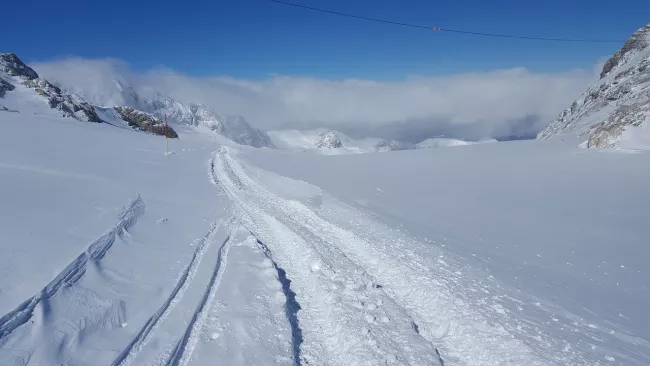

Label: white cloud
[30,57,600,139]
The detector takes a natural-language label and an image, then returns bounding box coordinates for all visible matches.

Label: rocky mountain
[140,94,273,148]
[1,53,181,138]
[1,53,101,122]
[315,131,343,149]
[113,106,178,138]
[538,24,650,149]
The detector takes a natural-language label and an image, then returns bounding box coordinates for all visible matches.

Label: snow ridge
[0,196,144,341]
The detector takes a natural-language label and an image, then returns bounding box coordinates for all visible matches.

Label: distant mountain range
[14,22,650,154]
[1,53,274,147]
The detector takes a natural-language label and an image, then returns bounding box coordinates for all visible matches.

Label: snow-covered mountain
[30,64,274,148]
[1,53,101,122]
[269,129,495,153]
[538,24,650,149]
[1,53,178,138]
[268,128,406,154]
[140,94,273,148]
[315,131,343,149]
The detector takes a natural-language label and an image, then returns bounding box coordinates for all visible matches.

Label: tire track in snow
[164,224,235,366]
[111,217,233,366]
[0,196,145,341]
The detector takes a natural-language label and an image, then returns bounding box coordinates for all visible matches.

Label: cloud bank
[31,57,600,140]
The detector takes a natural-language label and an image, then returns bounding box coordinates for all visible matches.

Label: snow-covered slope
[238,140,650,366]
[268,128,405,154]
[538,24,650,149]
[416,137,473,148]
[1,53,178,139]
[2,80,650,365]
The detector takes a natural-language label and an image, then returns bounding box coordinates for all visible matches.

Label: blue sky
[3,0,648,80]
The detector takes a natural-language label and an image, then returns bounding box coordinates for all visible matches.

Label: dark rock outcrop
[0,53,39,80]
[23,78,101,122]
[0,78,15,97]
[113,106,178,138]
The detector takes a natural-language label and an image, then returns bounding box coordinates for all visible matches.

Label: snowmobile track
[211,147,553,366]
[0,196,145,342]
[212,147,441,366]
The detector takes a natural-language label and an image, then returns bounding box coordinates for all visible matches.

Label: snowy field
[1,108,650,365]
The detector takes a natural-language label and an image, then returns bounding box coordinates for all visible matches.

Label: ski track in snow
[163,224,235,366]
[111,217,233,366]
[210,146,616,366]
[0,196,145,342]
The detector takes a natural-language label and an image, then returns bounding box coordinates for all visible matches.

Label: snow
[238,140,650,365]
[618,113,650,150]
[0,110,231,364]
[2,81,650,365]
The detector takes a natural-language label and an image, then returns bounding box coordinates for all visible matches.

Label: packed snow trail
[212,146,620,366]
[213,148,439,365]
[0,196,144,341]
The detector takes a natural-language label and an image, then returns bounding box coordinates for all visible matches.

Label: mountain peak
[316,131,343,149]
[600,24,650,79]
[0,53,39,80]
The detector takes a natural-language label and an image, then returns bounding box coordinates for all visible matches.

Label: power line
[267,0,622,43]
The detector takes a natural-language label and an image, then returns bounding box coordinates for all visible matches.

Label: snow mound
[538,24,650,149]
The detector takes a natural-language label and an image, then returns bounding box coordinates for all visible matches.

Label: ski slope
[1,107,650,365]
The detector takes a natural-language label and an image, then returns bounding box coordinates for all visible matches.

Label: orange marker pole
[164,114,169,154]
